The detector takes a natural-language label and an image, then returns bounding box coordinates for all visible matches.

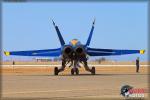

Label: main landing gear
[54,66,95,75]
[54,67,59,75]
[91,67,95,75]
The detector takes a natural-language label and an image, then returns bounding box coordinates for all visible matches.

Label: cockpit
[69,39,81,46]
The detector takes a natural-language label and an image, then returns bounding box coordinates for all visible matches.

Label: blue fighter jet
[4,19,145,75]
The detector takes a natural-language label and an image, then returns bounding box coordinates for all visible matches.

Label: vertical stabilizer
[52,20,65,46]
[85,19,95,46]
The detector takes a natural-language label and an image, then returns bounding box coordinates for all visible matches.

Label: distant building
[34,58,52,62]
[95,57,106,64]
[53,57,61,62]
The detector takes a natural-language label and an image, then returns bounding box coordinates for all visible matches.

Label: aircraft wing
[4,48,61,57]
[87,47,145,56]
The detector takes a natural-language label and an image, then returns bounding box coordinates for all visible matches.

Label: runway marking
[1,64,150,67]
[3,88,97,95]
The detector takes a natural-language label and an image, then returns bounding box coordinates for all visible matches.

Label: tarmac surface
[1,65,149,100]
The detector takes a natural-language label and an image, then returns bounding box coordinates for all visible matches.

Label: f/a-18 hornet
[4,19,145,75]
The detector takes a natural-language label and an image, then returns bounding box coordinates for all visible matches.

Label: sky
[2,2,148,61]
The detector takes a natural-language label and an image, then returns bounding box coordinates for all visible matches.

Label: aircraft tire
[75,68,79,75]
[54,67,59,75]
[71,68,74,75]
[91,67,95,75]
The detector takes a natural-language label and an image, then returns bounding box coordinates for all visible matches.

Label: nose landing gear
[71,68,79,75]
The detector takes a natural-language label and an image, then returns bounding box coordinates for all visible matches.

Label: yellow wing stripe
[140,50,145,54]
[4,51,10,56]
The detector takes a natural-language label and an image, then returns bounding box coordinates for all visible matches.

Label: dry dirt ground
[1,62,150,100]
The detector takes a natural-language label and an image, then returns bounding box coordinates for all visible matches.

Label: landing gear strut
[83,60,96,75]
[54,59,67,75]
[54,67,59,75]
[91,67,95,75]
[71,68,79,75]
